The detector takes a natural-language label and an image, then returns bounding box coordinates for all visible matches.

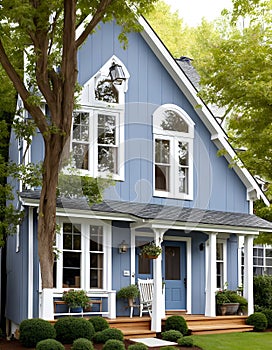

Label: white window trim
[54,218,112,292]
[216,239,227,290]
[71,108,124,181]
[153,104,194,200]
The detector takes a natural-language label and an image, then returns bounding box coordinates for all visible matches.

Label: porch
[107,314,254,338]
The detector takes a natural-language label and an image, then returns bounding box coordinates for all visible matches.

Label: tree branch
[0,39,48,134]
[76,0,114,48]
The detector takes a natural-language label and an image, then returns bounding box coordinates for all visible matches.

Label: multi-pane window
[90,225,104,289]
[71,110,122,179]
[216,242,224,289]
[251,246,272,276]
[54,221,109,290]
[62,223,81,288]
[153,105,194,199]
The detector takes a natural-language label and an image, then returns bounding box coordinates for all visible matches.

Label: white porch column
[205,232,217,317]
[151,229,165,332]
[244,235,254,315]
[40,288,54,320]
[107,290,116,319]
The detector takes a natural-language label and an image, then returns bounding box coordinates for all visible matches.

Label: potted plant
[141,242,162,259]
[62,289,90,313]
[116,284,139,307]
[216,287,247,316]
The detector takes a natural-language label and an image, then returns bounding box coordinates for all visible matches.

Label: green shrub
[246,312,268,331]
[93,328,124,343]
[128,343,148,350]
[102,339,125,350]
[164,315,188,335]
[71,338,94,350]
[160,347,176,350]
[19,318,56,347]
[54,317,95,344]
[88,316,109,332]
[261,309,272,328]
[254,275,272,309]
[36,339,64,350]
[161,330,183,341]
[177,336,194,347]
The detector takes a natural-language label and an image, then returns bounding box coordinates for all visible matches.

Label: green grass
[192,332,272,350]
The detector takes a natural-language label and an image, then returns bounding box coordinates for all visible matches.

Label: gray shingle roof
[21,191,272,231]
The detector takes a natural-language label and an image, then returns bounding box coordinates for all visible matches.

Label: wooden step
[107,317,155,339]
[189,324,254,335]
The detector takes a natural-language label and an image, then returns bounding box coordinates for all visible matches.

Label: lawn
[192,332,272,350]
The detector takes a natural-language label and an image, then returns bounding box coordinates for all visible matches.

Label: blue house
[6,16,272,335]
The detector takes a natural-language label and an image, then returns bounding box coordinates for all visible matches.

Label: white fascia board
[139,16,269,206]
[56,208,134,221]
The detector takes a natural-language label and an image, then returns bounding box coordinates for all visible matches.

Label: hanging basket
[144,254,158,259]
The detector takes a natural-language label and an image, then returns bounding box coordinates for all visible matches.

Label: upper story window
[71,56,129,180]
[153,104,194,200]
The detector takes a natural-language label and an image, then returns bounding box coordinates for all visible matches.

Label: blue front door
[163,241,186,310]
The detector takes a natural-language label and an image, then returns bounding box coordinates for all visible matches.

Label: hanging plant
[141,242,162,259]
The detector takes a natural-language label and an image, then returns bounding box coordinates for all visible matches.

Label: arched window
[153,104,194,199]
[71,56,129,181]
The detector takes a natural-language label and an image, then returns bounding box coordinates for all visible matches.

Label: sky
[164,0,233,27]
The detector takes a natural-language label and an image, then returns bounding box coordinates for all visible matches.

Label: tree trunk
[38,134,65,289]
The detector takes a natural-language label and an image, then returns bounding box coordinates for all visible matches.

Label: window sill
[153,190,193,201]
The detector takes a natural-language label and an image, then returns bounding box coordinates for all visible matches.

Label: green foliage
[253,275,272,309]
[246,312,268,331]
[165,315,188,335]
[161,330,183,341]
[58,168,113,205]
[71,338,94,350]
[160,347,176,350]
[128,343,148,350]
[88,316,109,332]
[116,285,139,299]
[36,339,64,350]
[141,243,162,257]
[62,289,89,308]
[194,0,272,184]
[177,336,194,347]
[93,328,124,344]
[19,318,56,348]
[102,339,125,350]
[54,317,95,344]
[216,289,248,309]
[257,309,272,329]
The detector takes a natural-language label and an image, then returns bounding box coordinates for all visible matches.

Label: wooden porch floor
[107,314,254,338]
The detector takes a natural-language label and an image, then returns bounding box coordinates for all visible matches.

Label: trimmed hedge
[36,339,64,350]
[254,275,272,309]
[19,318,56,348]
[71,338,94,350]
[93,328,124,343]
[102,339,125,350]
[88,316,109,332]
[246,312,268,331]
[54,317,95,344]
[177,336,194,347]
[164,315,188,335]
[161,330,183,341]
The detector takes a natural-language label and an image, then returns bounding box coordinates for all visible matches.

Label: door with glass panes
[162,241,186,310]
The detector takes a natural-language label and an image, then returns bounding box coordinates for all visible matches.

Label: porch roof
[20,191,272,232]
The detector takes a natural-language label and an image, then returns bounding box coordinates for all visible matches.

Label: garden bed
[0,338,202,349]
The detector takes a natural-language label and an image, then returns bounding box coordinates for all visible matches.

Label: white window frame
[216,239,227,290]
[54,218,112,291]
[71,108,124,181]
[153,104,194,200]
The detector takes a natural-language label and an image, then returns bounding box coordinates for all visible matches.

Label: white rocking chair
[137,278,154,317]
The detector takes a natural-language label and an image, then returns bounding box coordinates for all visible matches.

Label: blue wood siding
[6,210,29,324]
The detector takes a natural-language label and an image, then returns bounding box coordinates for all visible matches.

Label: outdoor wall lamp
[109,62,126,85]
[119,240,129,254]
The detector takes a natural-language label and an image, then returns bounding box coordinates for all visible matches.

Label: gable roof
[137,16,269,206]
[20,191,272,233]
